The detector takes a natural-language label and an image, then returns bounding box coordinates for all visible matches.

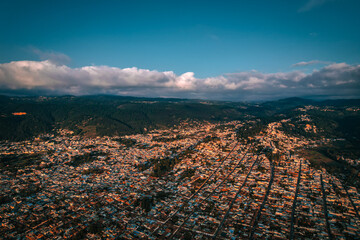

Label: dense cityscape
[1,112,359,239]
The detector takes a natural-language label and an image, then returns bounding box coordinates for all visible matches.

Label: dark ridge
[0,95,359,142]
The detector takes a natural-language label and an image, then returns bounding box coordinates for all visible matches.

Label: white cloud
[292,60,333,67]
[323,62,348,70]
[0,60,359,101]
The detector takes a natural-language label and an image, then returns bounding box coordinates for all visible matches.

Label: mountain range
[1,95,359,143]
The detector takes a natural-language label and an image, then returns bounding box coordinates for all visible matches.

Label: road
[151,141,240,236]
[212,154,262,239]
[320,174,334,240]
[339,180,360,220]
[289,160,302,240]
[248,157,275,240]
[168,148,251,239]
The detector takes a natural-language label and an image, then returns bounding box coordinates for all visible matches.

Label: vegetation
[0,153,42,174]
[179,168,196,180]
[0,95,248,141]
[114,137,137,147]
[151,156,179,177]
[81,167,105,175]
[68,151,107,167]
[299,149,359,189]
[152,134,186,142]
[150,135,220,177]
[0,95,359,144]
[316,141,360,167]
[236,120,267,141]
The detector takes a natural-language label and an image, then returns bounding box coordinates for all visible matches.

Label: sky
[0,0,359,101]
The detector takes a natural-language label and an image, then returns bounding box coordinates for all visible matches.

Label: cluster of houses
[0,119,359,239]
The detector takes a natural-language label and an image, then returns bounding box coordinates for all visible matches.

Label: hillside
[0,95,359,143]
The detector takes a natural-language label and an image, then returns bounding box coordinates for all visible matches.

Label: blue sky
[0,0,359,100]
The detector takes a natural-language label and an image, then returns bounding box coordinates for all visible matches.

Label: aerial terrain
[0,96,359,239]
[1,0,360,239]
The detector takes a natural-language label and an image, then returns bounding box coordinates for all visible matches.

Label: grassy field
[299,149,359,189]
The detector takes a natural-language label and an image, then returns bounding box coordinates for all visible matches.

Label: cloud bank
[0,60,359,101]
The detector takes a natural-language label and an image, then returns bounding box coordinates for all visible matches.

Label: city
[1,117,359,239]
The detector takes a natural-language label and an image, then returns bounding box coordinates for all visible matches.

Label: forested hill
[0,95,359,142]
[0,95,247,141]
